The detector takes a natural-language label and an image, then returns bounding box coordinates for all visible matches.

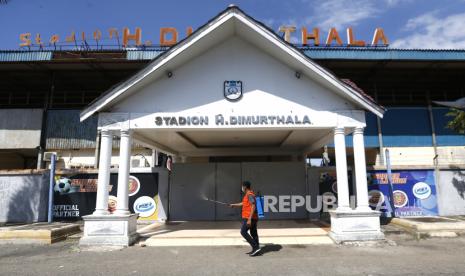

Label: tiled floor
[138,220,334,246]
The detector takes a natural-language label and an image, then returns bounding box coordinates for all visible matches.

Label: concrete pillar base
[79,214,138,247]
[328,209,384,244]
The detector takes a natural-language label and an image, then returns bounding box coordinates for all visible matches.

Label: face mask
[241,186,245,193]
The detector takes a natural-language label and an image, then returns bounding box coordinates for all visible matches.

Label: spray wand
[204,197,229,205]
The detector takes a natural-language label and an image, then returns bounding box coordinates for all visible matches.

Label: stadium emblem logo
[224,80,243,101]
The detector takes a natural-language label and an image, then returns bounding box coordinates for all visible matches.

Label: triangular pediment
[80,6,384,122]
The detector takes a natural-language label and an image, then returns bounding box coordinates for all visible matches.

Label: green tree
[446,108,465,134]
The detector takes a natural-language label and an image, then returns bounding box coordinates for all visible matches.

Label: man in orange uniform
[229,181,261,256]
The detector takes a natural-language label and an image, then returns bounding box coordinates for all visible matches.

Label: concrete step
[143,235,334,247]
[0,223,81,244]
[389,217,465,240]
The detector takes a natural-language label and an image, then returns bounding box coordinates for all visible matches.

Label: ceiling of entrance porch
[133,128,332,156]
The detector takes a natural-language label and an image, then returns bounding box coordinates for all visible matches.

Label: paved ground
[1,233,465,275]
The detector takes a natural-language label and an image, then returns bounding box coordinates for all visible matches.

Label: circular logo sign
[128,175,140,197]
[412,182,431,200]
[393,190,408,208]
[331,181,338,194]
[133,196,156,218]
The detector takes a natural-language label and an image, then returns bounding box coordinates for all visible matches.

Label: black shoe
[250,247,261,256]
[245,249,254,255]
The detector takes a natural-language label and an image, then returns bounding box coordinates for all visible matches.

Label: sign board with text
[53,173,159,221]
[367,170,438,217]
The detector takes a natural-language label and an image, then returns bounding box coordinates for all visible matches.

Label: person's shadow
[255,243,282,256]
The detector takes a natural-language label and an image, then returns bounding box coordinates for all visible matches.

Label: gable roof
[80,5,385,122]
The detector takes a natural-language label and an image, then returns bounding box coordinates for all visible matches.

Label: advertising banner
[367,170,438,217]
[53,172,159,221]
[319,169,354,212]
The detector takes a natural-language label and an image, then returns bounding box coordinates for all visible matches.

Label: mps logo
[224,80,243,101]
[133,196,156,218]
[412,182,432,200]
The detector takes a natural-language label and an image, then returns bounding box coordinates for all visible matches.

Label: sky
[1,0,465,50]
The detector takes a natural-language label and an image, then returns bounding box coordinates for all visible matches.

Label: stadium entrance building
[2,5,465,246]
[78,6,385,246]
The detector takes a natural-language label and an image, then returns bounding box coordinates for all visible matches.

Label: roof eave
[230,11,385,117]
[80,7,237,122]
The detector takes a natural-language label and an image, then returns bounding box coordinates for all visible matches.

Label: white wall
[0,172,50,223]
[375,146,465,167]
[49,148,154,169]
[111,36,361,127]
[437,170,465,216]
[0,109,42,149]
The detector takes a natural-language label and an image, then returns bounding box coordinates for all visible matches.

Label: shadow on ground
[255,243,283,256]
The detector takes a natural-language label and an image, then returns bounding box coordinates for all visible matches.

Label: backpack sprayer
[255,191,265,219]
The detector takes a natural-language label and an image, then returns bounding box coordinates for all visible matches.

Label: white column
[93,129,113,215]
[334,127,351,210]
[353,127,371,211]
[116,129,132,215]
[151,149,158,167]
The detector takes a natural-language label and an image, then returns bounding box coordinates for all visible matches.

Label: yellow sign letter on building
[160,27,178,46]
[65,31,76,43]
[81,31,87,42]
[108,28,119,39]
[35,33,43,46]
[371,28,389,46]
[93,29,102,41]
[50,34,59,44]
[19,33,31,47]
[301,27,320,46]
[279,26,296,42]
[186,26,193,37]
[123,27,142,47]
[325,28,343,46]
[347,27,365,46]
